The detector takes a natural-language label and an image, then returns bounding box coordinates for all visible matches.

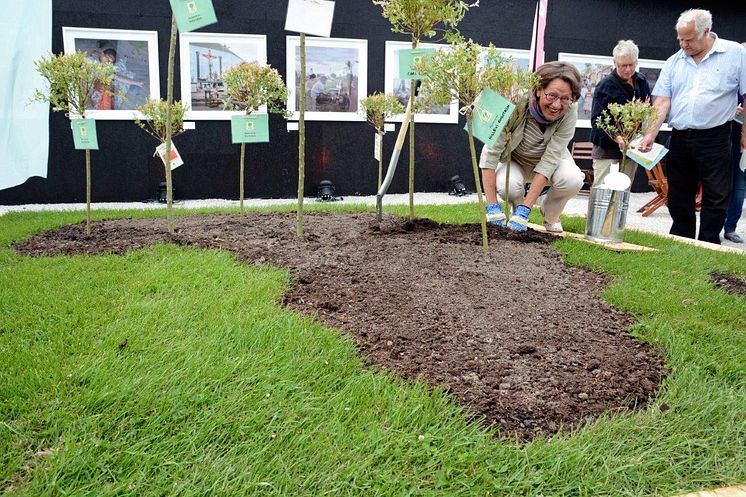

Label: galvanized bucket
[585,187,630,243]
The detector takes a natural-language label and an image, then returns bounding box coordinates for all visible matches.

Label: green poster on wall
[466,88,516,146]
[398,48,436,80]
[169,0,217,32]
[71,119,99,150]
[231,114,269,143]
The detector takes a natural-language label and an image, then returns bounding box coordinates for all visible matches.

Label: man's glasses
[543,91,574,105]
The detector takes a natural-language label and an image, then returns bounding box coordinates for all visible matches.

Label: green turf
[0,204,743,496]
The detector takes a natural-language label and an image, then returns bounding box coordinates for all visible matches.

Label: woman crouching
[479,61,585,233]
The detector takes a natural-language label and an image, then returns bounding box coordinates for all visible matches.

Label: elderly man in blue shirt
[640,9,746,244]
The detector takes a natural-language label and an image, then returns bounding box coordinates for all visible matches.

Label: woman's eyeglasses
[543,91,574,105]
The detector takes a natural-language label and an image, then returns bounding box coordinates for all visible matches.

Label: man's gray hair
[612,40,639,61]
[676,9,712,37]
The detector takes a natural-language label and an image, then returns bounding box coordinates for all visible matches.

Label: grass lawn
[0,204,744,496]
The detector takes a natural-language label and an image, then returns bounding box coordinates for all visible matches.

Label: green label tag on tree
[169,0,217,32]
[398,49,436,80]
[71,119,99,150]
[466,88,516,146]
[231,114,269,143]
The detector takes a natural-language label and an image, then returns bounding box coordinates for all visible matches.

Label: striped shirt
[653,33,746,130]
[511,117,546,169]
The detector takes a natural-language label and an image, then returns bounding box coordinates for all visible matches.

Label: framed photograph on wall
[62,27,159,120]
[384,41,458,124]
[558,52,666,129]
[286,36,367,122]
[557,52,614,127]
[493,47,532,72]
[179,32,267,120]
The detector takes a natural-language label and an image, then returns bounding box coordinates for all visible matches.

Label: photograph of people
[76,39,150,111]
[185,39,262,111]
[294,45,359,113]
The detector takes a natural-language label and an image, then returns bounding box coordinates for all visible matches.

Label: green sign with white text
[466,88,516,146]
[169,0,217,32]
[71,119,99,150]
[398,48,436,80]
[231,114,269,143]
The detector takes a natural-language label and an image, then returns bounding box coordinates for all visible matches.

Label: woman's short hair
[534,61,582,101]
[612,40,639,61]
[676,9,712,37]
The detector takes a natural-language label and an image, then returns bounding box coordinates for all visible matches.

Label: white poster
[285,0,335,38]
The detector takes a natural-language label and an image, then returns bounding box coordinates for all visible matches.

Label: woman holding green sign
[479,61,585,233]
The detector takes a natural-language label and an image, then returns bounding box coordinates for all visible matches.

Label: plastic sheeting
[0,0,52,190]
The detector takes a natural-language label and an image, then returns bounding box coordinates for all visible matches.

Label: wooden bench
[570,141,594,194]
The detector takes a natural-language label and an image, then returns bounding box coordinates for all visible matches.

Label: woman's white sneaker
[543,220,563,233]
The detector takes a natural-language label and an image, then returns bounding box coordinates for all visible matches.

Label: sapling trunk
[164,14,177,235]
[467,116,488,253]
[502,135,513,220]
[296,33,306,237]
[408,79,415,222]
[85,148,91,237]
[239,141,246,215]
[407,38,418,223]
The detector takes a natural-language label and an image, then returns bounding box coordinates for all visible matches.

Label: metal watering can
[585,164,631,243]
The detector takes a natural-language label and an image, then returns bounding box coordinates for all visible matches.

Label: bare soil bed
[14,212,666,439]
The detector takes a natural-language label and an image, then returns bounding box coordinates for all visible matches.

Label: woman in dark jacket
[590,40,652,188]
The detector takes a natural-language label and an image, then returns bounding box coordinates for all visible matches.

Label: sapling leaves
[360,92,404,134]
[372,0,478,42]
[32,51,116,118]
[135,99,187,143]
[223,63,290,118]
[360,93,405,190]
[596,99,658,170]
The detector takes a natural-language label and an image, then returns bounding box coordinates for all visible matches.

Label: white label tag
[156,142,184,170]
[285,0,335,37]
[374,132,382,161]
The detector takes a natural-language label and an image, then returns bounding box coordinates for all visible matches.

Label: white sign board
[285,0,335,38]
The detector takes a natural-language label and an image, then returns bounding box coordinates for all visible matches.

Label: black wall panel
[2,0,744,203]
